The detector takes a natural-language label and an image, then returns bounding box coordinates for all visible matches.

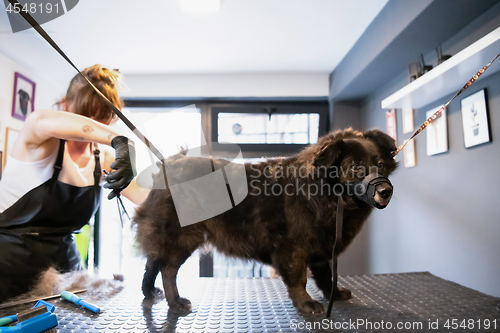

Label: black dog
[134,128,397,314]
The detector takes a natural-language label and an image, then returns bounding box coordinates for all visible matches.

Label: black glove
[104,136,137,199]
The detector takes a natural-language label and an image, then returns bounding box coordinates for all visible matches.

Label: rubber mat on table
[0,272,499,332]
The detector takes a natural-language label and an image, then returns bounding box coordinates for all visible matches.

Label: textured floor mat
[1,272,499,332]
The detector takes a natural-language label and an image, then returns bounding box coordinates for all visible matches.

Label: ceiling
[329,0,500,101]
[0,0,387,89]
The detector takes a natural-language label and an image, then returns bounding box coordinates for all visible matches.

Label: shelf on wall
[381,26,500,110]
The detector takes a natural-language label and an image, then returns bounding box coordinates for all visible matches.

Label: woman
[0,64,149,302]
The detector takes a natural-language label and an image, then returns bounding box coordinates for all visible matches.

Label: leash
[329,52,499,317]
[12,0,497,315]
[393,51,500,157]
[326,195,344,318]
[8,0,171,226]
[7,0,166,165]
[8,0,171,212]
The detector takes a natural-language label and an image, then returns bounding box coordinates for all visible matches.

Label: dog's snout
[376,184,393,199]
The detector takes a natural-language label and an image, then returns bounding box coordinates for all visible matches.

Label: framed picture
[404,139,416,168]
[461,89,490,148]
[402,108,414,134]
[4,127,19,169]
[12,72,36,121]
[426,105,448,156]
[386,109,397,145]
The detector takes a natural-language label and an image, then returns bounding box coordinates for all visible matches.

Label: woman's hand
[103,136,137,199]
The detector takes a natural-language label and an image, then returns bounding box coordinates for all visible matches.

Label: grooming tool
[103,169,130,227]
[0,290,86,310]
[0,300,58,333]
[60,291,100,313]
[0,316,16,327]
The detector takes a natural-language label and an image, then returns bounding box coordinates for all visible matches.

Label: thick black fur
[134,128,398,314]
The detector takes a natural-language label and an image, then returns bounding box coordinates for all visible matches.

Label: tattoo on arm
[68,137,85,141]
[107,133,114,140]
[82,125,94,133]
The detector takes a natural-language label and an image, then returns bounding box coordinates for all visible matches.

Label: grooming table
[1,272,499,332]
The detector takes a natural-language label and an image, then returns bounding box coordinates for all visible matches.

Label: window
[98,106,203,278]
[210,101,329,157]
[115,98,329,277]
[124,98,329,157]
[218,113,320,144]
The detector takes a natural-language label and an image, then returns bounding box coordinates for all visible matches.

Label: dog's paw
[334,287,352,301]
[168,297,192,313]
[143,287,164,300]
[296,300,324,315]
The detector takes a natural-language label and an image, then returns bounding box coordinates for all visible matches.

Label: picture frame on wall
[12,72,36,121]
[404,139,416,168]
[4,127,19,169]
[386,109,397,145]
[402,108,414,134]
[426,105,448,156]
[460,89,490,148]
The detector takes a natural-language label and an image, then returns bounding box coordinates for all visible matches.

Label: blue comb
[0,300,58,333]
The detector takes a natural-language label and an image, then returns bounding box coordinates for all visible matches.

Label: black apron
[0,140,101,302]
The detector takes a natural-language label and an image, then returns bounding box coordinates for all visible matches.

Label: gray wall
[357,6,500,297]
[330,101,362,131]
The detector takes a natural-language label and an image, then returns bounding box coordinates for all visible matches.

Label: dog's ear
[363,129,397,156]
[312,139,345,169]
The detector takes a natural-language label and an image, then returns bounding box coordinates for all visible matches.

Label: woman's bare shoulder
[11,110,60,162]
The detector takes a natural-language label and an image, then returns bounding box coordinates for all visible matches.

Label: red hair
[64,64,123,123]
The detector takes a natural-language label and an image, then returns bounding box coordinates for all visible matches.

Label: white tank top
[0,141,103,213]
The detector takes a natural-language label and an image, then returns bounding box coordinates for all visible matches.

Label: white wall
[0,50,64,165]
[121,73,329,98]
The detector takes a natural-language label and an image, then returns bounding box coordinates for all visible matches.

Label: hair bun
[83,65,121,88]
[65,64,124,123]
